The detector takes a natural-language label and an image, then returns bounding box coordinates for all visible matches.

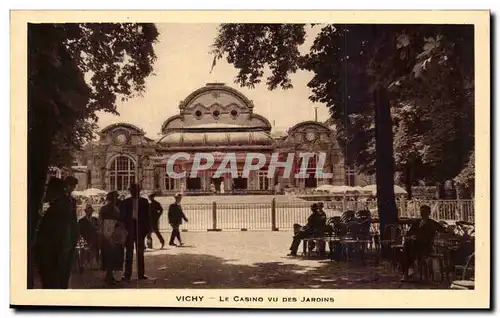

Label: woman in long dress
[99,191,126,286]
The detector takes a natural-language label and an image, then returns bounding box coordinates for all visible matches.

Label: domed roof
[161,83,272,134]
[158,131,275,147]
[179,83,253,111]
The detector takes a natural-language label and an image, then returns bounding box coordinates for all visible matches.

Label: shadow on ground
[71,252,446,290]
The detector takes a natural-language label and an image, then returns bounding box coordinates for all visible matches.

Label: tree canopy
[212,23,474,243]
[211,23,474,190]
[29,23,159,167]
[27,23,159,288]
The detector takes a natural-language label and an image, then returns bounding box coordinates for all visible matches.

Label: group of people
[34,176,189,288]
[287,202,447,281]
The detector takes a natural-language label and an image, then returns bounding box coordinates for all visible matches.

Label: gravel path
[69,231,444,290]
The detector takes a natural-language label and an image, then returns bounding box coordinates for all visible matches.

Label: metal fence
[77,199,475,232]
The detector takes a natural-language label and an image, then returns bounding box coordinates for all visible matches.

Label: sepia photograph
[10,10,490,308]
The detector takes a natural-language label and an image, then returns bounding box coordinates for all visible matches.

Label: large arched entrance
[108,155,136,191]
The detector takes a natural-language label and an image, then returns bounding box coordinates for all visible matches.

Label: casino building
[76,83,373,194]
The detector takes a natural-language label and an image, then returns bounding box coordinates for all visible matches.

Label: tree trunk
[373,86,398,257]
[27,106,55,288]
[404,163,413,200]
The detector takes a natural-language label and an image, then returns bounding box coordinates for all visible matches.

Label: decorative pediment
[285,121,333,144]
[161,84,271,133]
[100,122,145,135]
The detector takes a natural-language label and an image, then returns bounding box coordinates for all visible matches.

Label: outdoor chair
[355,213,373,252]
[451,239,475,278]
[339,233,358,262]
[450,252,475,290]
[411,229,466,284]
[301,224,330,258]
[418,238,448,283]
[375,224,403,270]
[302,236,328,258]
[338,221,367,263]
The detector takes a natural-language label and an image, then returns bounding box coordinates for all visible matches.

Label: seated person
[287,203,327,256]
[340,210,357,237]
[78,204,100,266]
[341,210,356,223]
[327,216,343,259]
[401,205,446,280]
[355,210,372,239]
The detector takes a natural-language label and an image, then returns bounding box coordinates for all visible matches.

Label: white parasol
[361,184,407,195]
[74,188,108,197]
[314,185,364,194]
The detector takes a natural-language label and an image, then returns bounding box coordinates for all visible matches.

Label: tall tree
[212,24,400,242]
[212,23,474,245]
[28,23,158,288]
[356,25,474,196]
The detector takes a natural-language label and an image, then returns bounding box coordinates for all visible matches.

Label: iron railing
[77,199,475,231]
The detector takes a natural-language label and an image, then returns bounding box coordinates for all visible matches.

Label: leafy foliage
[371,26,474,183]
[211,22,474,203]
[212,24,306,90]
[213,24,474,186]
[29,23,159,166]
[66,23,159,118]
[455,150,475,188]
[27,23,159,288]
[49,119,99,167]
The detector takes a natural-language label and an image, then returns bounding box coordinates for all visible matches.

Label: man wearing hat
[120,183,152,280]
[287,203,327,256]
[146,193,165,249]
[168,193,188,246]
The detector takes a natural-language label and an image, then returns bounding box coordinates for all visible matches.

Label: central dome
[179,83,253,112]
[160,83,272,135]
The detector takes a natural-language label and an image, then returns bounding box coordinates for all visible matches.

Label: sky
[96,24,330,139]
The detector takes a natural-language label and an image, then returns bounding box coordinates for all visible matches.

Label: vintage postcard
[10,10,490,309]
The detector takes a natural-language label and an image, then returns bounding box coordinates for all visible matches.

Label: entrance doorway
[305,174,318,188]
[211,176,223,192]
[186,177,202,191]
[232,177,248,190]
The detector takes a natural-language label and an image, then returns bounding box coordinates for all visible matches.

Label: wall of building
[78,84,371,193]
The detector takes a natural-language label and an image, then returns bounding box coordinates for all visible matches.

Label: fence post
[458,200,465,221]
[271,198,278,231]
[209,201,218,231]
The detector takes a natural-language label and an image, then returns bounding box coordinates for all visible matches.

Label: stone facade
[78,83,365,195]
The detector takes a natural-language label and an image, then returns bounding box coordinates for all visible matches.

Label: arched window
[295,154,318,188]
[108,156,136,191]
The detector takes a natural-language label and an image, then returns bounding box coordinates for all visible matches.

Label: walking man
[121,183,152,281]
[168,193,188,246]
[147,193,165,249]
